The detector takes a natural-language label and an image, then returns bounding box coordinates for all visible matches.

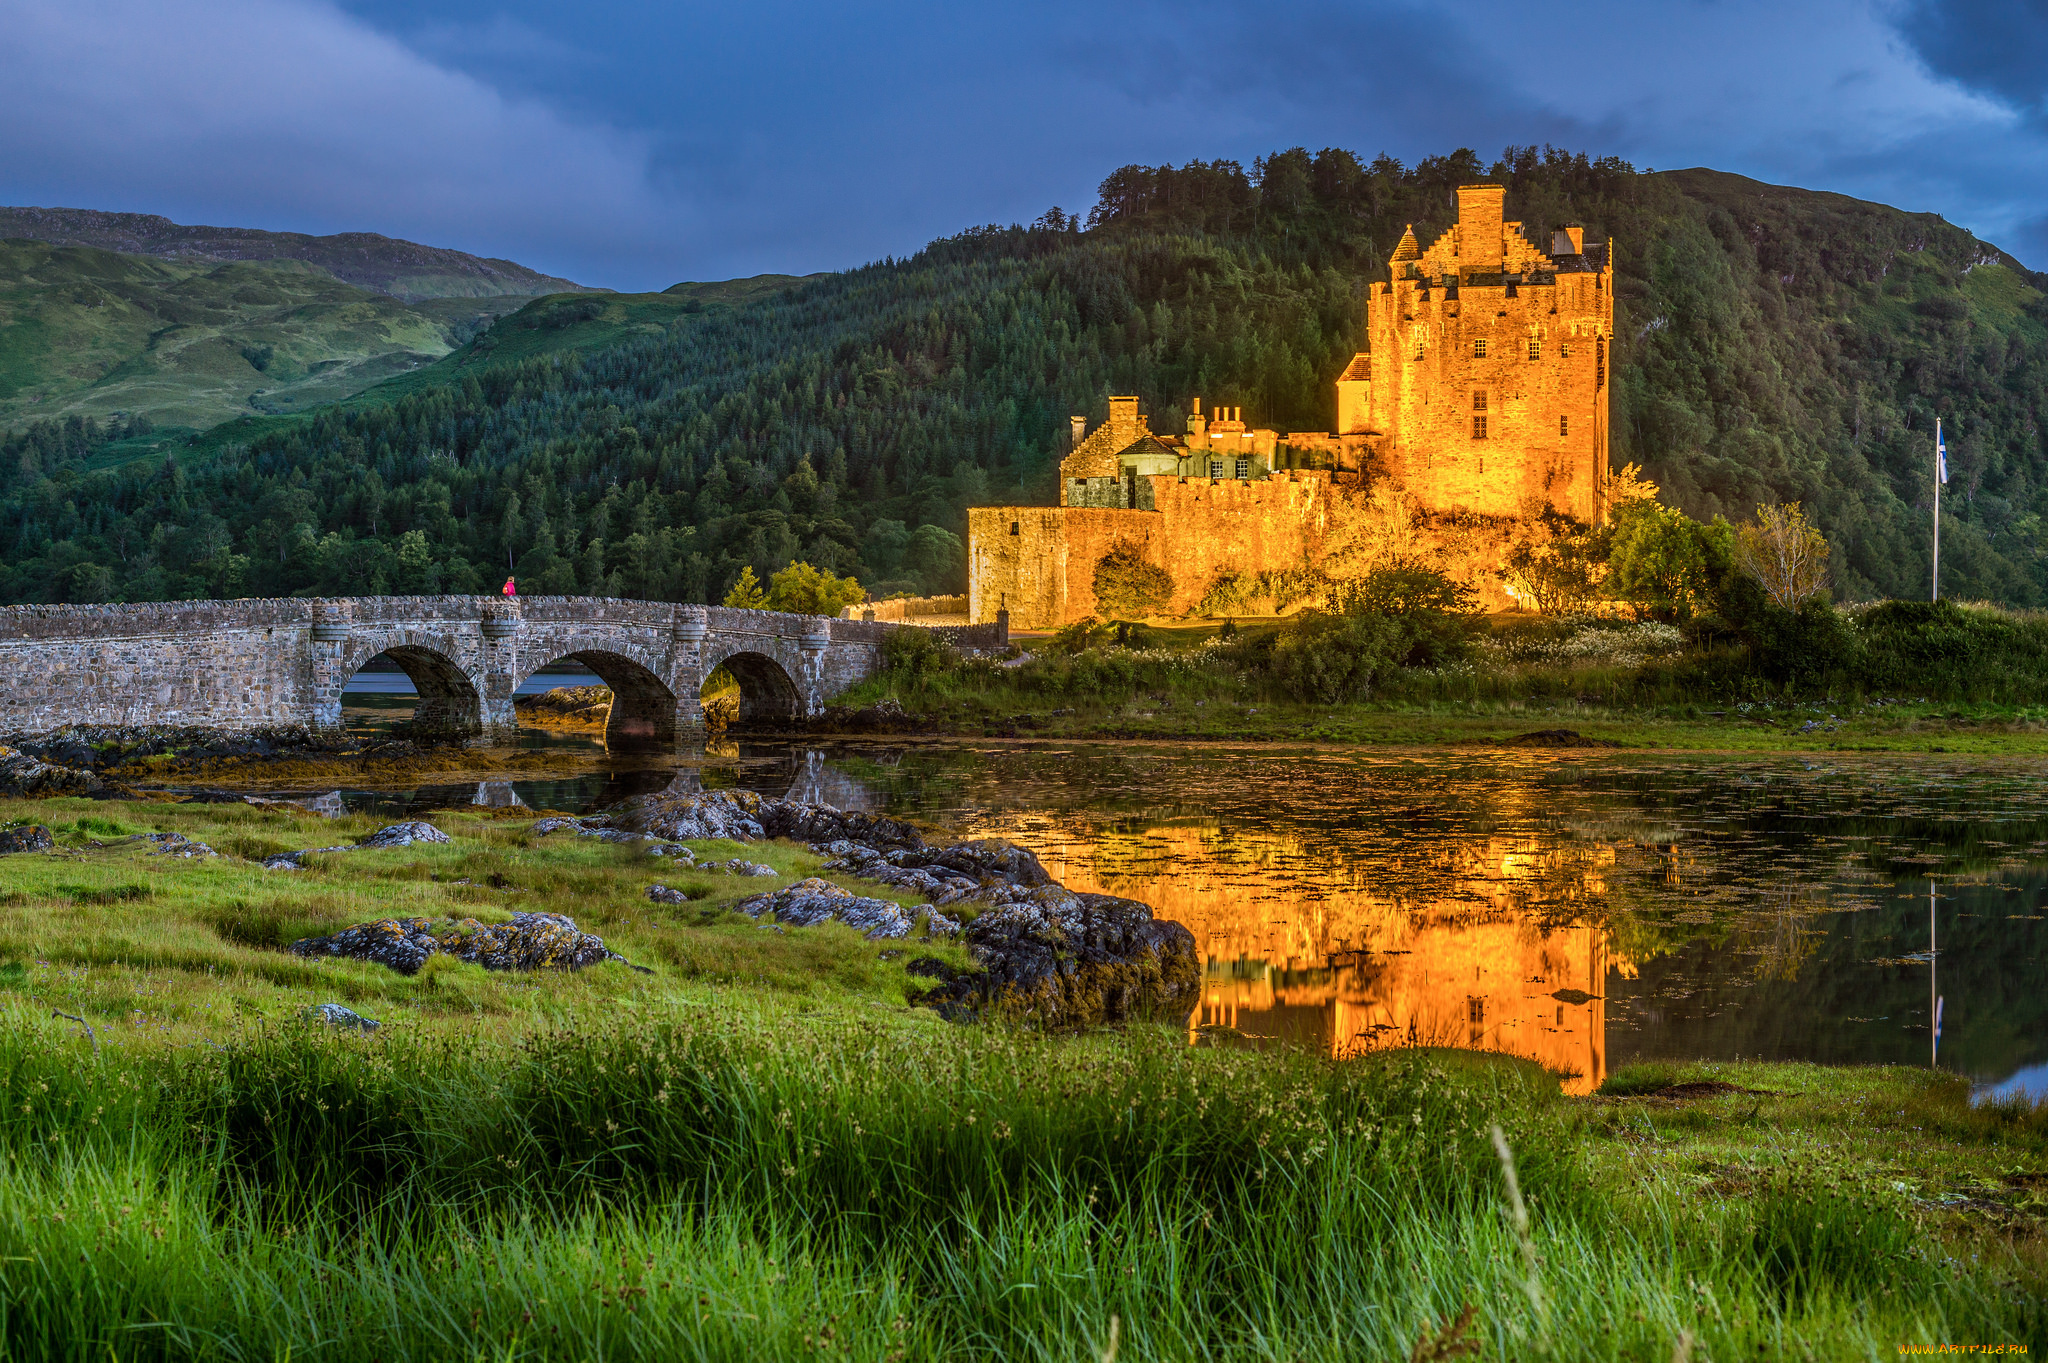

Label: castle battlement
[972,185,1615,627]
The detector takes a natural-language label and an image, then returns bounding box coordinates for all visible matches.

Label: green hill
[2,148,2044,608]
[0,239,546,430]
[0,206,590,300]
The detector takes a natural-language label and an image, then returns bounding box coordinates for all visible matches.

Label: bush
[1091,539,1174,619]
[1607,500,1733,621]
[1732,587,1862,689]
[1854,599,2048,696]
[881,625,959,689]
[1265,614,1407,703]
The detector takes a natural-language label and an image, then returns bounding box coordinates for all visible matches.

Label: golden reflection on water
[994,822,1626,1094]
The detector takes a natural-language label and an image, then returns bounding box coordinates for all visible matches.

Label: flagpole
[1933,418,1942,603]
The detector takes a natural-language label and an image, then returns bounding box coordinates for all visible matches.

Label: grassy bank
[830,609,2048,753]
[0,797,2042,1357]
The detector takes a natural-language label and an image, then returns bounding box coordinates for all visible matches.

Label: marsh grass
[0,800,2043,1357]
[0,1009,2037,1359]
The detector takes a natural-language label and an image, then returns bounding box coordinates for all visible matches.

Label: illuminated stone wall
[1355,184,1614,523]
[968,183,1615,625]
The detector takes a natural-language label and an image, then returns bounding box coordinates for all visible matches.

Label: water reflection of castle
[1022,826,1623,1095]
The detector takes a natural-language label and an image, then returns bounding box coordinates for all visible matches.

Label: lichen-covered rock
[358,821,449,849]
[730,877,922,939]
[265,821,449,869]
[0,823,53,855]
[303,1003,379,1030]
[244,791,348,818]
[289,911,631,975]
[819,838,1052,906]
[146,832,216,858]
[918,890,1200,1027]
[700,859,776,877]
[288,917,441,971]
[646,883,693,905]
[584,789,770,842]
[0,745,122,800]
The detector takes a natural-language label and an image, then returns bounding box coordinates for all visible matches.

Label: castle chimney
[1455,184,1506,273]
[1551,224,1585,257]
[1107,396,1140,449]
[1069,415,1087,450]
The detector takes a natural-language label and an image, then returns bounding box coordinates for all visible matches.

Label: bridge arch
[702,647,804,724]
[514,647,681,746]
[335,635,485,737]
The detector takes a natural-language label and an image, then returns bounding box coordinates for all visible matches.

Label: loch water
[252,699,2048,1098]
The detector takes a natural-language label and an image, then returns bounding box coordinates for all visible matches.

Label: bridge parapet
[0,595,945,743]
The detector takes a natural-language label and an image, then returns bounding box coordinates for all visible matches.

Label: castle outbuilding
[968,185,1615,628]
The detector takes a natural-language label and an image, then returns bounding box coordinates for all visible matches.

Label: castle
[968,184,1615,628]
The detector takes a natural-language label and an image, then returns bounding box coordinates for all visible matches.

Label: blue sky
[1,0,2043,290]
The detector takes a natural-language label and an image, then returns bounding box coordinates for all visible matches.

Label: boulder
[0,745,123,800]
[145,832,216,858]
[918,889,1201,1027]
[0,823,54,855]
[728,877,925,939]
[289,911,631,975]
[303,1003,379,1030]
[700,858,776,877]
[266,820,449,869]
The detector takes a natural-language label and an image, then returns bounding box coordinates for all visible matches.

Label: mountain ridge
[0,206,592,301]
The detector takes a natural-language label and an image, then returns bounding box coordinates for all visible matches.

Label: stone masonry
[0,596,1002,743]
[970,183,1615,628]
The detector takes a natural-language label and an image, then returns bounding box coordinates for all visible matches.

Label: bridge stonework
[0,596,980,743]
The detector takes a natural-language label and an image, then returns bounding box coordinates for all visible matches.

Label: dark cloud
[2,0,2045,285]
[1897,0,2048,117]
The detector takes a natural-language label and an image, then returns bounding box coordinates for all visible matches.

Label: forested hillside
[3,146,2044,608]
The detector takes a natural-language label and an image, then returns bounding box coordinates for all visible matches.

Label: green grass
[0,798,2042,1358]
[0,242,507,432]
[840,618,2048,754]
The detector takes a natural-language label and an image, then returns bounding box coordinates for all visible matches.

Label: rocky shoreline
[538,788,1202,1026]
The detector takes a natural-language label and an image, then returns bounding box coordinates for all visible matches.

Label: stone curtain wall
[971,473,1538,628]
[0,596,914,741]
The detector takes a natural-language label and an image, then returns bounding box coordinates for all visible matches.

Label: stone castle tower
[1340,183,1614,523]
[967,185,1616,627]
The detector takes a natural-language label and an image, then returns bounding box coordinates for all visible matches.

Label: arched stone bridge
[0,596,1002,744]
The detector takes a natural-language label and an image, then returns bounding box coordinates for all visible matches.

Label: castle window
[1472,391,1487,412]
[1209,460,1223,480]
[1009,520,1020,536]
[1596,337,1606,389]
[1472,415,1488,440]
[1528,339,1541,360]
[1559,342,1573,358]
[1234,458,1250,479]
[1473,339,1488,358]
[1559,415,1569,437]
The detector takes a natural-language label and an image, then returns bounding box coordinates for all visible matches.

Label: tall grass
[0,1003,2036,1359]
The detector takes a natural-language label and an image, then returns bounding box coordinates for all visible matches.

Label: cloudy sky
[1,0,2042,290]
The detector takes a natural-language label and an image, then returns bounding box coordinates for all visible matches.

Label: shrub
[881,625,959,689]
[1092,539,1174,619]
[725,561,866,615]
[1266,613,1407,703]
[765,560,865,616]
[1505,536,1602,614]
[1607,500,1733,621]
[1735,502,1830,610]
[1328,558,1476,617]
